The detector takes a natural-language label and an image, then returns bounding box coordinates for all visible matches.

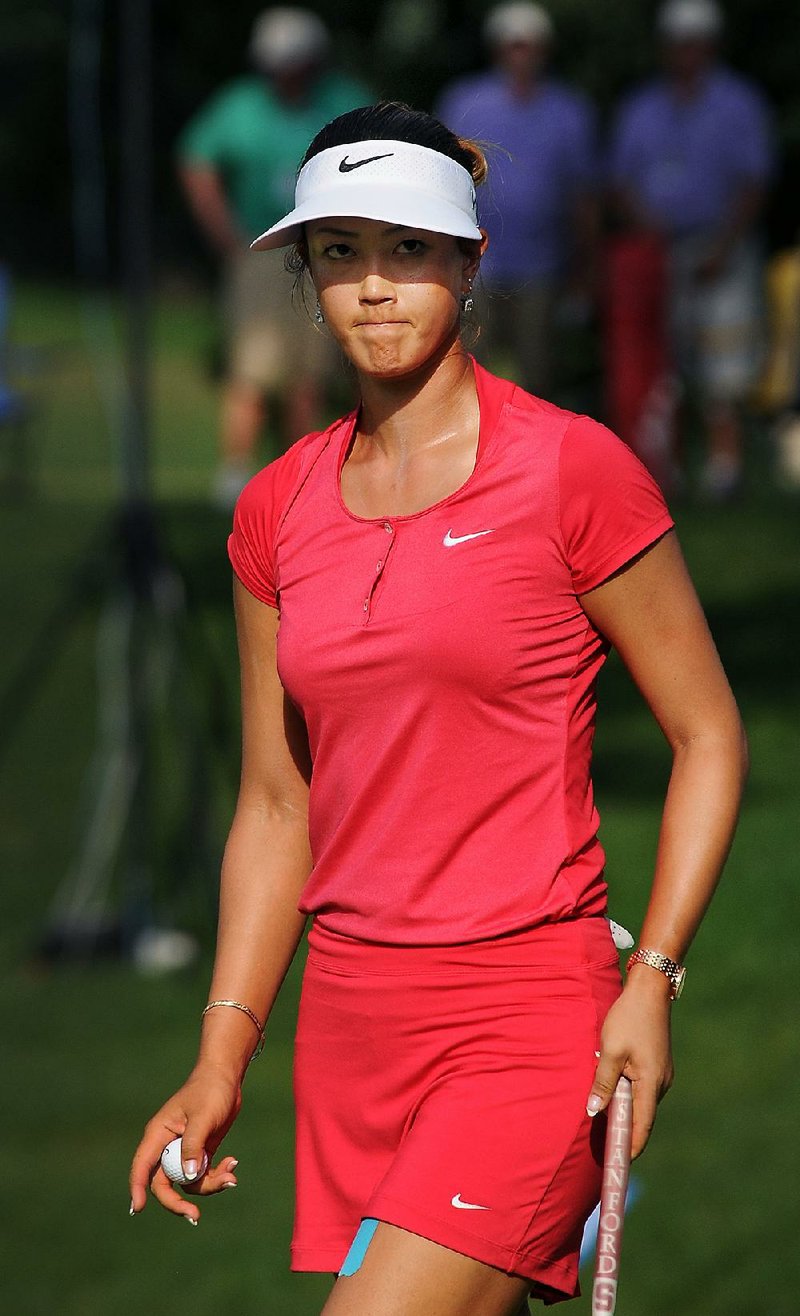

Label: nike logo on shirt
[443,529,496,546]
[451,1193,490,1210]
[338,153,395,173]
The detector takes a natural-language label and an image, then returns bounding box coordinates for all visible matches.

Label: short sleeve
[227,428,332,606]
[177,89,235,167]
[228,467,281,607]
[559,417,674,594]
[730,86,774,184]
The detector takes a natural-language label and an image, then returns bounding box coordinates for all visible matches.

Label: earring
[461,290,474,315]
[314,300,324,325]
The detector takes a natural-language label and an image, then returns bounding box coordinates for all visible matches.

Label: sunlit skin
[307,218,482,379]
[306,217,489,518]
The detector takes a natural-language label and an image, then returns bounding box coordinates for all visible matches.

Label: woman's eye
[324,243,353,259]
[396,239,426,255]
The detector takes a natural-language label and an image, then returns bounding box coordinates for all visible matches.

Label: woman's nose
[358,273,395,304]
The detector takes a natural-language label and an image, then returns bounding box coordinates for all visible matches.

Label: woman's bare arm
[129,580,313,1219]
[201,579,313,1071]
[580,531,748,1156]
[178,162,246,258]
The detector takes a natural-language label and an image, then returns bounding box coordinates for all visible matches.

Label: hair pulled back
[299,100,488,186]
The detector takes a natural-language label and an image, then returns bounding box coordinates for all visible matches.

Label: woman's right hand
[129,1063,243,1224]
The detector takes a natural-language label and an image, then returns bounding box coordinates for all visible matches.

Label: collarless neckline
[334,358,515,526]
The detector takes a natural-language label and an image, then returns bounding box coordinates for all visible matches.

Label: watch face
[673,965,686,999]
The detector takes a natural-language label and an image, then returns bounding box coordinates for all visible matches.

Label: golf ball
[160,1136,208,1186]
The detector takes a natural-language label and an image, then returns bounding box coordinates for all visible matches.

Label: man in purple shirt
[436,2,598,397]
[609,0,773,499]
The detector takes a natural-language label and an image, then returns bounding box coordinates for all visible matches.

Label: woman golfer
[130,102,747,1313]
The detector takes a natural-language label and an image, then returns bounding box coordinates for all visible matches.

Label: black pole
[119,0,156,949]
[38,0,200,967]
[119,0,152,512]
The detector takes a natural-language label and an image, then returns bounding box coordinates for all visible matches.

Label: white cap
[249,7,329,74]
[484,2,554,47]
[251,139,482,250]
[657,0,723,40]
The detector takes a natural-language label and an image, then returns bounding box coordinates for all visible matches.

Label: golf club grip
[591,1075,633,1316]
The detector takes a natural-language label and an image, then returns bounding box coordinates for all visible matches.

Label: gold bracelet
[626,948,686,1001]
[202,999,265,1058]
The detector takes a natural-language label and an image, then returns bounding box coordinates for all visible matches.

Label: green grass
[2,282,799,1313]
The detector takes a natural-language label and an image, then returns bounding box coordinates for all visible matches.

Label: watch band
[626,947,686,1000]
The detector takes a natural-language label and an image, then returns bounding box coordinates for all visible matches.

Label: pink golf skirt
[291,915,622,1304]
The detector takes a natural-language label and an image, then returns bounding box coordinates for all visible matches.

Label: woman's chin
[351,344,424,380]
[348,331,460,383]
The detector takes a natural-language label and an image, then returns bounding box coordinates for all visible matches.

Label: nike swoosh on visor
[338,153,395,172]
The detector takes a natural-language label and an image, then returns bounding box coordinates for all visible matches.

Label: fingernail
[587,1095,603,1116]
[228,1159,239,1170]
[223,1181,237,1190]
[184,1215,198,1227]
[129,1200,136,1216]
[183,1160,198,1182]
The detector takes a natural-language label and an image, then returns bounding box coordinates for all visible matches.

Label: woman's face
[306,217,484,381]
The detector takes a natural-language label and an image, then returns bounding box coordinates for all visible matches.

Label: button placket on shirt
[362,522,395,623]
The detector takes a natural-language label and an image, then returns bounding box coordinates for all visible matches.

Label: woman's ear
[459,232,489,284]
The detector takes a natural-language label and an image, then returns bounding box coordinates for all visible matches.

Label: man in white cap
[436,2,598,398]
[178,9,367,506]
[608,0,774,499]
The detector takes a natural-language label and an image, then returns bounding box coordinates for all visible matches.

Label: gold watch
[626,948,686,1000]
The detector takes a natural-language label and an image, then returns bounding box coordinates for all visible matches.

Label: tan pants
[222,249,336,392]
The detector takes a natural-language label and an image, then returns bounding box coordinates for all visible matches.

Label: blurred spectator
[177,8,367,506]
[608,0,774,500]
[756,244,800,488]
[436,2,598,398]
[603,230,677,493]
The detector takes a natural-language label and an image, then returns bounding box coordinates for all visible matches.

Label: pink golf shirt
[229,361,673,945]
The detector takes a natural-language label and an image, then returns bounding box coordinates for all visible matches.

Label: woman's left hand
[586,974,675,1159]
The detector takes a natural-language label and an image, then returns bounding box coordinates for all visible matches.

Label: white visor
[250,139,482,251]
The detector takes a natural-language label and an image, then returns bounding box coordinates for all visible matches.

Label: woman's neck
[356,342,477,460]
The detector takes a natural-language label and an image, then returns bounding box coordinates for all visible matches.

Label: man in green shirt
[178,8,367,505]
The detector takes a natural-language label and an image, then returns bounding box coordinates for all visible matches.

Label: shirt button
[363,599,369,611]
[383,521,393,533]
[376,560,382,572]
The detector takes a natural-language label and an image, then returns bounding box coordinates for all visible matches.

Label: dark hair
[287,101,487,284]
[298,100,488,184]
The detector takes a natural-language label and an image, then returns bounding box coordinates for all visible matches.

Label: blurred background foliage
[3,0,800,276]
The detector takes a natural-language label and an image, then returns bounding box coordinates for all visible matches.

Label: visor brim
[251,184,482,251]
